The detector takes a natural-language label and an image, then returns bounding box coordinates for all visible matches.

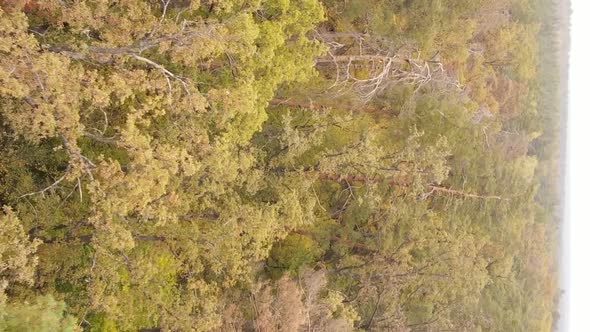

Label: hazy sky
[565,0,588,331]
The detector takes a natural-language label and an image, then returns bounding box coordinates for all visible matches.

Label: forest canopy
[0,0,561,331]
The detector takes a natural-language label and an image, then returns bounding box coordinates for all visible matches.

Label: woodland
[0,0,562,331]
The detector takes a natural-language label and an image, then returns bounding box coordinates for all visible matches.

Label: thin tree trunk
[427,185,506,200]
[268,98,380,112]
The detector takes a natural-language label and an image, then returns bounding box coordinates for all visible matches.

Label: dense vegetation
[0,0,562,331]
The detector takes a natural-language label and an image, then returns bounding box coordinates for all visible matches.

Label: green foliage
[0,295,80,332]
[0,0,560,330]
[86,313,117,332]
[0,207,40,287]
[267,233,322,277]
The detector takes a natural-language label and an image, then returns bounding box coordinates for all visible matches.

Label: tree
[0,1,326,329]
[0,207,39,290]
[0,0,560,330]
[1,295,80,332]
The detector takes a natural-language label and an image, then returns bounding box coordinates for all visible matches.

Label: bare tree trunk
[314,53,459,102]
[310,31,462,102]
[318,172,412,187]
[425,185,507,200]
[268,98,380,112]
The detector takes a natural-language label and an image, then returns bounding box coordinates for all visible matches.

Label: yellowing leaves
[0,207,41,286]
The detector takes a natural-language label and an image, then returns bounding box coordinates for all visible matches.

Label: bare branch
[83,131,118,145]
[77,177,83,202]
[59,134,96,181]
[131,54,190,94]
[100,109,109,134]
[146,0,171,38]
[315,53,457,102]
[424,185,507,201]
[313,33,462,103]
[18,173,68,199]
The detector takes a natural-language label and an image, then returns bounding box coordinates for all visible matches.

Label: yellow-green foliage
[0,0,559,331]
[0,295,80,332]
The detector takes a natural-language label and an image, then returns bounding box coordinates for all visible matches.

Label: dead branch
[18,172,68,199]
[315,171,505,201]
[131,54,190,94]
[318,172,412,187]
[312,31,462,102]
[424,185,506,201]
[59,134,96,181]
[268,97,379,111]
[83,131,118,145]
[315,53,460,103]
